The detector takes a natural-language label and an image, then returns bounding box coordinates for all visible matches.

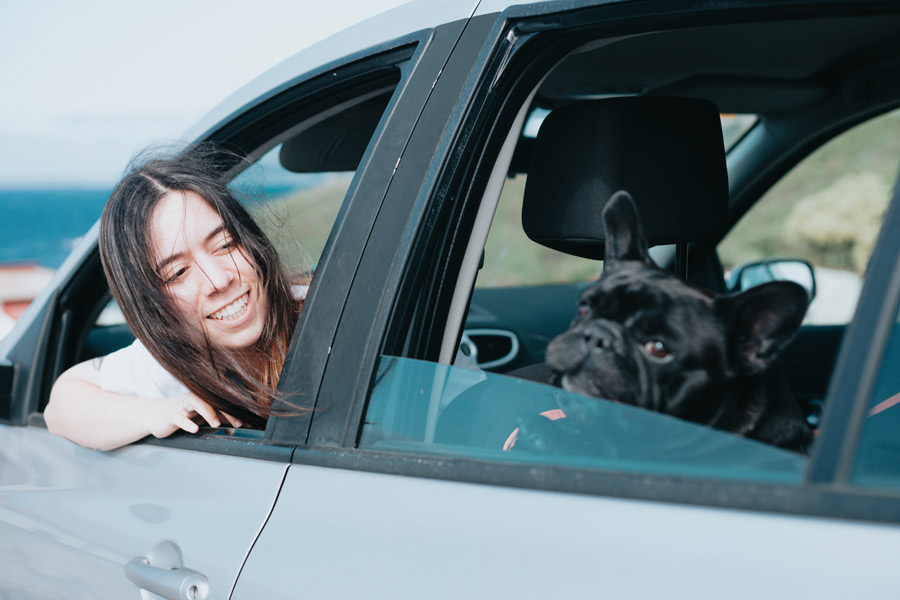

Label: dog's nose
[582,324,615,351]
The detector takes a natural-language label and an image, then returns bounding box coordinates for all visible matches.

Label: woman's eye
[164,266,188,283]
[643,340,672,360]
[215,237,236,253]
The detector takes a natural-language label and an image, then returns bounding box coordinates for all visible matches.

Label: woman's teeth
[209,293,249,320]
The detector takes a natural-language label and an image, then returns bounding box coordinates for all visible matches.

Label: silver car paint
[0,425,287,599]
[235,464,900,599]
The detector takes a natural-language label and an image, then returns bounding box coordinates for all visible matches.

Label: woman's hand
[145,393,244,439]
[46,360,246,450]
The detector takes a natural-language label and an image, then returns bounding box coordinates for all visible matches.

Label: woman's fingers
[220,411,244,428]
[181,395,221,428]
[172,412,200,434]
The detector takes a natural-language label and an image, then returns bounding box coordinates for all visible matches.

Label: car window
[231,153,351,281]
[719,107,900,324]
[477,175,601,288]
[87,168,351,336]
[477,114,757,289]
[852,303,900,489]
[79,82,400,366]
[360,357,806,483]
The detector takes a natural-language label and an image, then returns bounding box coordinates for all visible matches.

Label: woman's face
[150,190,268,349]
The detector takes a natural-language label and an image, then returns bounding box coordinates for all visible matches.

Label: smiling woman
[43,145,303,450]
[152,190,270,350]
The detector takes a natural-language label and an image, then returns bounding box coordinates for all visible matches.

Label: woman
[45,146,302,450]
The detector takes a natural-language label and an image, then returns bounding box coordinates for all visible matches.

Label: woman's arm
[45,358,241,451]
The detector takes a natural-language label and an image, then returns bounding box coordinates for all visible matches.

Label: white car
[2,0,900,598]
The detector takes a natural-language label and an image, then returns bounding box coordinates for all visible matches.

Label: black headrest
[522,96,728,259]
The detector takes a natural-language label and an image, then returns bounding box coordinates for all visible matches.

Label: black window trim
[268,18,476,446]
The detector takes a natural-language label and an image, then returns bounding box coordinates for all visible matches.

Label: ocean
[0,188,111,268]
[0,173,337,270]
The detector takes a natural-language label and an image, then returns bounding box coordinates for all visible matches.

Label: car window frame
[295,1,900,523]
[297,12,509,448]
[179,35,447,452]
[264,18,478,446]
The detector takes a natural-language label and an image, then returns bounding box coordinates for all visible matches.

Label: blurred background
[0,0,408,337]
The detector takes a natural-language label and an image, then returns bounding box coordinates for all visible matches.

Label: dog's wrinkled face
[548,264,725,418]
[546,191,808,427]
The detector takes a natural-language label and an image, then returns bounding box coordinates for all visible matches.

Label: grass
[719,109,900,273]
[247,175,351,277]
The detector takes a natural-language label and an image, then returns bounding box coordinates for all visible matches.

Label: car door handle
[125,540,209,600]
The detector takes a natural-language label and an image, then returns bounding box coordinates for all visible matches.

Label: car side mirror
[728,259,816,301]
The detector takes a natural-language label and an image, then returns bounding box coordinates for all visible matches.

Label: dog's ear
[716,281,809,376]
[603,191,651,264]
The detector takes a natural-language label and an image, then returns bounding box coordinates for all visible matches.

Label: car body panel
[236,463,900,599]
[0,425,287,599]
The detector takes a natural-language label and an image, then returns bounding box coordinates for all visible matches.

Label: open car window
[71,60,406,422]
[720,107,900,325]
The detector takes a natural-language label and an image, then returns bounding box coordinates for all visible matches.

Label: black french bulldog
[541,191,813,453]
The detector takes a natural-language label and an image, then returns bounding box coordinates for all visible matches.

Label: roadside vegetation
[255,108,900,288]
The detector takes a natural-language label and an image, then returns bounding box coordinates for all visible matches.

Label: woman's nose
[200,256,235,294]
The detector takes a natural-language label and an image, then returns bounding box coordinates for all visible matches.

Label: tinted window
[852,306,900,489]
[361,358,806,483]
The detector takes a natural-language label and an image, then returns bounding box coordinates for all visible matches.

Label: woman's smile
[208,291,250,321]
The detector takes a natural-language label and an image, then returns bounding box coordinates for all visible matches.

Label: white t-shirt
[99,338,188,397]
[99,285,309,398]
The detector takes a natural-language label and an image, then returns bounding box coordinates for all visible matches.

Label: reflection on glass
[362,357,806,484]
[852,306,900,488]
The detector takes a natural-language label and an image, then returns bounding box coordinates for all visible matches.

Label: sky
[0,0,412,188]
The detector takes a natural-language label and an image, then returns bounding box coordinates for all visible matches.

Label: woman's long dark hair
[100,144,301,428]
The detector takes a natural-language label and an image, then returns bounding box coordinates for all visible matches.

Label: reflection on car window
[852,304,900,489]
[719,107,900,324]
[361,357,806,483]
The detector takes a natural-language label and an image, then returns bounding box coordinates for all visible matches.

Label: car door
[237,1,900,598]
[0,7,464,599]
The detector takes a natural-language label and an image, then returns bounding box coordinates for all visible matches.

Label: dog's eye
[643,340,672,360]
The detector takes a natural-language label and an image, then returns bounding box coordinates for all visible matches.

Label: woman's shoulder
[99,339,188,397]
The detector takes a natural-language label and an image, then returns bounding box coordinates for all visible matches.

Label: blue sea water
[0,189,111,268]
[0,183,319,270]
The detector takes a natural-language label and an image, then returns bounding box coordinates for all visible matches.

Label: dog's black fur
[541,191,813,452]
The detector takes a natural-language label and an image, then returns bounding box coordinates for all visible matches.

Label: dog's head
[546,191,808,424]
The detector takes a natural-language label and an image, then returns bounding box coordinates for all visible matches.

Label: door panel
[0,426,287,599]
[235,463,899,599]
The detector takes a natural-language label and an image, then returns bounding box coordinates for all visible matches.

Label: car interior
[450,13,900,439]
[35,10,900,454]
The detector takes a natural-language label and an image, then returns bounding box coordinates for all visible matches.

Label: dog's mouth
[559,372,619,403]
